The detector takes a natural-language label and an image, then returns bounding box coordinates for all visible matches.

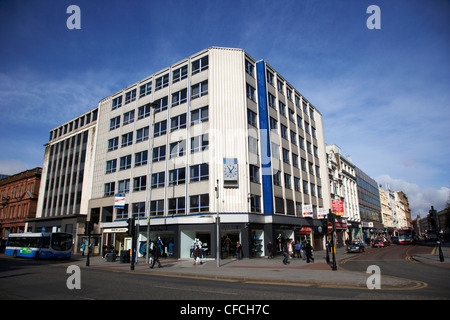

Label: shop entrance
[221,230,241,259]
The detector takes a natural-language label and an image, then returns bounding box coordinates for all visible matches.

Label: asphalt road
[0,243,449,302]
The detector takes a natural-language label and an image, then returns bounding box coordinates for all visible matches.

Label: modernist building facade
[31,47,332,258]
[87,47,331,259]
[28,108,99,252]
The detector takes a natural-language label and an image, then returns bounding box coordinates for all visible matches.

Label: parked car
[372,238,389,248]
[347,240,365,253]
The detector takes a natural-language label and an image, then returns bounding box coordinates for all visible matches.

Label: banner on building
[317,207,327,219]
[114,194,125,209]
[332,200,344,216]
[302,204,313,218]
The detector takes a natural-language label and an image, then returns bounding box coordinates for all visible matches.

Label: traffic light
[84,220,94,236]
[127,217,135,236]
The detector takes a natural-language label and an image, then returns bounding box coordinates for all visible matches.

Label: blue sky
[1,0,449,218]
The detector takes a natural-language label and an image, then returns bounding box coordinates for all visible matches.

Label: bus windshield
[51,233,73,251]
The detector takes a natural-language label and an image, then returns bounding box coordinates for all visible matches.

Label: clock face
[223,164,238,180]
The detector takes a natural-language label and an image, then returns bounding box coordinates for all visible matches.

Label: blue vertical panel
[256,61,274,215]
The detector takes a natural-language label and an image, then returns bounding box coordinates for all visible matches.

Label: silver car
[347,241,365,253]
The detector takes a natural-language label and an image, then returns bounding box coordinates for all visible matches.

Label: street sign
[328,222,333,233]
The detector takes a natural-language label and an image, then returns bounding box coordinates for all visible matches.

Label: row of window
[109,107,208,148]
[111,56,208,110]
[104,163,208,196]
[115,193,210,218]
[49,109,98,141]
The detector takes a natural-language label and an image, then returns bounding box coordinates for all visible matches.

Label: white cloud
[376,174,450,219]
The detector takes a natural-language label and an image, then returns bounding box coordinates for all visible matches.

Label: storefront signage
[332,200,344,216]
[114,194,125,209]
[302,204,313,218]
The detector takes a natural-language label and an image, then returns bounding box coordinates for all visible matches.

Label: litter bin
[120,250,130,263]
[106,252,116,262]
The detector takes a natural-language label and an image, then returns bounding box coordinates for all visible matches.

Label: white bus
[5,232,73,259]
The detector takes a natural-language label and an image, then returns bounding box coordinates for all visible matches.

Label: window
[155,74,169,91]
[133,175,146,192]
[132,202,146,218]
[107,137,119,152]
[268,93,276,109]
[110,116,120,130]
[191,106,208,125]
[247,109,257,127]
[123,110,135,125]
[191,134,208,153]
[190,194,209,212]
[106,159,117,174]
[171,113,187,132]
[294,177,300,192]
[104,182,115,196]
[136,126,150,142]
[172,88,187,106]
[170,140,186,158]
[301,158,307,171]
[310,183,316,197]
[134,150,148,166]
[139,81,152,97]
[303,180,309,194]
[150,200,164,216]
[192,56,208,74]
[292,153,298,168]
[286,199,295,215]
[121,132,133,147]
[125,89,136,104]
[153,145,166,162]
[151,172,165,188]
[290,131,297,145]
[250,195,261,213]
[191,80,208,99]
[281,124,288,139]
[245,60,254,77]
[138,103,152,120]
[271,142,280,159]
[154,96,168,113]
[287,88,292,101]
[118,179,130,193]
[277,80,284,94]
[266,70,274,86]
[169,167,186,186]
[112,96,122,110]
[279,101,286,116]
[172,65,188,83]
[168,197,185,215]
[269,117,277,131]
[246,83,256,101]
[120,155,132,170]
[275,197,284,214]
[284,174,291,189]
[249,165,260,183]
[248,136,258,154]
[153,120,167,137]
[273,170,281,186]
[282,148,290,164]
[190,163,209,182]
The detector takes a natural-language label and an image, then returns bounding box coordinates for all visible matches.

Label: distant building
[355,167,382,242]
[0,167,42,249]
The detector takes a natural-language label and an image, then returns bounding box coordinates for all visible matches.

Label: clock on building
[223,158,238,187]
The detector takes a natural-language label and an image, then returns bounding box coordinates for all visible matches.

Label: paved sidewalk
[409,243,450,268]
[70,247,423,290]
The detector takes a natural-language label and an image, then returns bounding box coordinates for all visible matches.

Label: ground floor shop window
[221,230,241,259]
[180,230,210,259]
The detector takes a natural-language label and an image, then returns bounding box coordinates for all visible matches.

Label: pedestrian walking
[81,243,86,256]
[193,244,202,265]
[236,241,243,260]
[150,242,161,268]
[301,239,307,260]
[305,240,314,263]
[295,241,302,259]
[267,241,274,259]
[282,240,290,265]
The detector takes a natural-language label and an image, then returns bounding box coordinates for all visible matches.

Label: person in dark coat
[305,240,314,263]
[150,242,161,268]
[282,240,290,265]
[267,241,274,259]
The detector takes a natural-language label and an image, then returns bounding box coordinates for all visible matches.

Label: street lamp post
[215,179,220,267]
